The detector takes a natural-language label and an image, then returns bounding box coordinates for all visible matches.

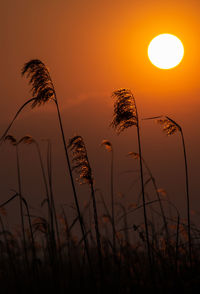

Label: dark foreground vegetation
[0,60,200,293]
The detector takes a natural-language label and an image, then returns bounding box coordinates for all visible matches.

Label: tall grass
[145,115,192,265]
[0,59,92,269]
[110,88,151,267]
[0,62,199,292]
[68,135,102,271]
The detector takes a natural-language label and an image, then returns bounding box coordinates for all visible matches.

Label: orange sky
[1,0,200,225]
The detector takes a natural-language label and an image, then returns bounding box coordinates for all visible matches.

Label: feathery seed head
[101,139,112,152]
[111,88,138,134]
[22,59,55,108]
[127,151,140,159]
[68,135,93,185]
[4,135,17,146]
[19,135,34,145]
[157,117,181,136]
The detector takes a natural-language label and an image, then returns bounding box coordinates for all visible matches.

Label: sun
[148,34,184,70]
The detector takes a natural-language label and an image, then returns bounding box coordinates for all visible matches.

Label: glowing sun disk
[148,34,184,69]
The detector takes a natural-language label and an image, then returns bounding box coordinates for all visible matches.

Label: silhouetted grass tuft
[21,59,55,107]
[111,88,152,269]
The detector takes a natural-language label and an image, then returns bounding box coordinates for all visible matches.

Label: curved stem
[180,129,192,265]
[90,182,102,271]
[34,142,52,231]
[0,98,36,143]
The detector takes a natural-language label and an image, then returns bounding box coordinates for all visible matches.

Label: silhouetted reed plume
[101,140,112,152]
[157,117,181,135]
[68,135,102,268]
[21,59,55,107]
[0,60,55,142]
[110,89,137,133]
[110,88,151,266]
[68,136,93,185]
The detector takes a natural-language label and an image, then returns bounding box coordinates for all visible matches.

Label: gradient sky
[1,0,200,226]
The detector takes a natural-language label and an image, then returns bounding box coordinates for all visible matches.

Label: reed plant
[0,59,91,268]
[110,88,151,266]
[68,135,102,270]
[21,61,89,262]
[144,115,192,265]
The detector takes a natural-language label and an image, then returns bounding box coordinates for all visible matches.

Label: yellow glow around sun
[148,34,184,69]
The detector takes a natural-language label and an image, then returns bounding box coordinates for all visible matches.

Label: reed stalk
[144,115,192,265]
[101,140,116,254]
[34,140,52,236]
[46,140,63,264]
[179,128,192,265]
[110,88,151,266]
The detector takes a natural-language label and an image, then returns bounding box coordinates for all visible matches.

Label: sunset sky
[1,0,200,225]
